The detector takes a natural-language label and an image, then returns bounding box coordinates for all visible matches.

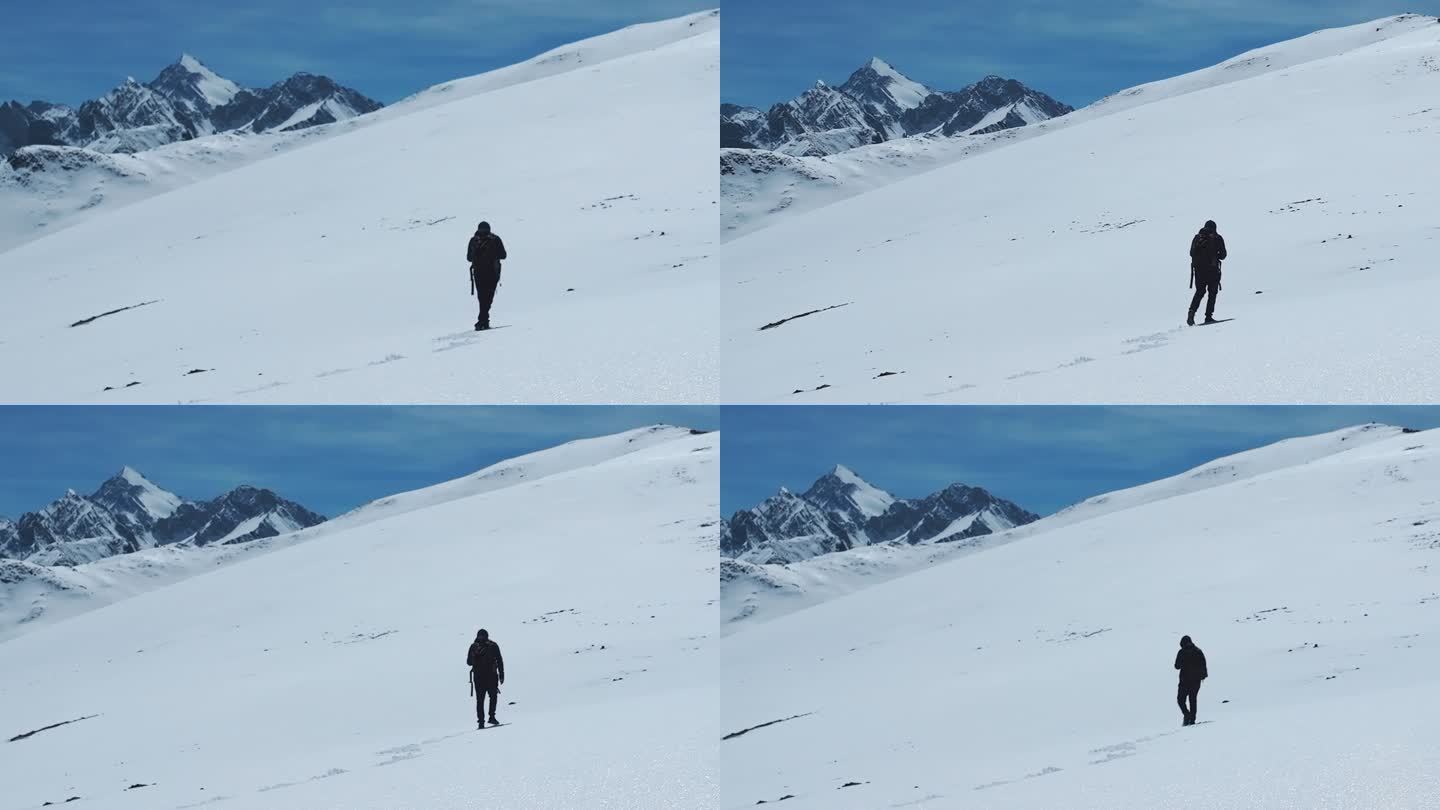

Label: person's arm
[1199,651,1208,679]
[496,236,507,262]
[1217,236,1227,261]
[496,643,505,684]
[1189,235,1200,260]
[466,643,475,667]
[1175,650,1183,670]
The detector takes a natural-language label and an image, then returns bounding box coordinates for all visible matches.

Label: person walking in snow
[468,628,505,728]
[1187,220,1227,326]
[1174,635,1208,726]
[467,221,507,331]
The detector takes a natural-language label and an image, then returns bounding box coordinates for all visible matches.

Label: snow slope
[723,14,1440,403]
[0,426,718,809]
[0,11,718,404]
[720,424,1407,630]
[723,127,1041,239]
[722,14,1438,239]
[0,16,717,253]
[0,426,705,640]
[722,424,1440,808]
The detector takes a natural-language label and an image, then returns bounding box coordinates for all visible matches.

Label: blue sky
[721,406,1440,516]
[0,406,718,519]
[1,0,710,105]
[723,1,1440,108]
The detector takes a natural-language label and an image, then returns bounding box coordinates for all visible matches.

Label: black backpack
[467,234,506,267]
[1191,230,1218,268]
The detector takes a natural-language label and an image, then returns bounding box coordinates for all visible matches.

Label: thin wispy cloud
[1,0,710,104]
[723,0,1440,106]
[0,406,717,518]
[721,406,1440,517]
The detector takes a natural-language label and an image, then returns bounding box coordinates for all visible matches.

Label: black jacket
[467,233,507,271]
[1175,643,1208,683]
[1189,230,1227,271]
[468,639,505,684]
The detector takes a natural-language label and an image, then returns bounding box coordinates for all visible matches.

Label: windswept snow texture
[1,426,719,809]
[723,15,1440,403]
[0,11,719,404]
[722,424,1440,808]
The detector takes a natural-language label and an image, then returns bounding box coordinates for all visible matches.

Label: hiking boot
[1203,317,1217,325]
[1186,312,1196,326]
[488,716,500,726]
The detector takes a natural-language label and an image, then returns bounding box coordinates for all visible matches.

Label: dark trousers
[1177,679,1201,724]
[473,265,501,327]
[1189,267,1220,319]
[474,674,499,721]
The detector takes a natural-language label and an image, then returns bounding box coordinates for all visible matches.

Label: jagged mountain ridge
[722,464,1039,564]
[0,467,325,566]
[0,54,380,156]
[722,58,1071,156]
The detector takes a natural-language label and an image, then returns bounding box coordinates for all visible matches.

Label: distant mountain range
[722,465,1039,564]
[0,54,380,156]
[722,58,1072,157]
[0,467,325,566]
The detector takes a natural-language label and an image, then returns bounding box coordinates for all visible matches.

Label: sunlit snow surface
[722,15,1440,403]
[721,424,1440,808]
[1,427,718,809]
[0,12,718,404]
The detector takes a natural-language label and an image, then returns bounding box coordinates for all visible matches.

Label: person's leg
[1189,275,1206,319]
[1204,276,1219,320]
[474,674,485,725]
[1177,682,1189,722]
[1188,682,1201,722]
[478,269,489,322]
[486,684,499,721]
[478,269,501,327]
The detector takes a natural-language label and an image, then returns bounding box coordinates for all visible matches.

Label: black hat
[1203,220,1216,231]
[477,221,491,232]
[476,628,489,640]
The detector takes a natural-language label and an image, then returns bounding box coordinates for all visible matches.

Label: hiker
[467,628,505,728]
[1174,635,1208,726]
[467,221,508,331]
[1187,220,1227,325]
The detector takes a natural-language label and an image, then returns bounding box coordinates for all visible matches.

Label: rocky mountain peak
[723,466,1038,564]
[723,61,1070,157]
[0,471,324,565]
[1,55,380,156]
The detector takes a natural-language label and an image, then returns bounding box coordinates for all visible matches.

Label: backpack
[1191,230,1218,268]
[468,640,498,670]
[466,234,507,267]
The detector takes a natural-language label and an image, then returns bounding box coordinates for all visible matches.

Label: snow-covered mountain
[721,423,1408,630]
[0,11,719,404]
[722,465,1036,564]
[722,60,1070,157]
[1,425,718,808]
[0,54,379,156]
[0,467,323,566]
[723,423,1440,808]
[723,14,1440,403]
